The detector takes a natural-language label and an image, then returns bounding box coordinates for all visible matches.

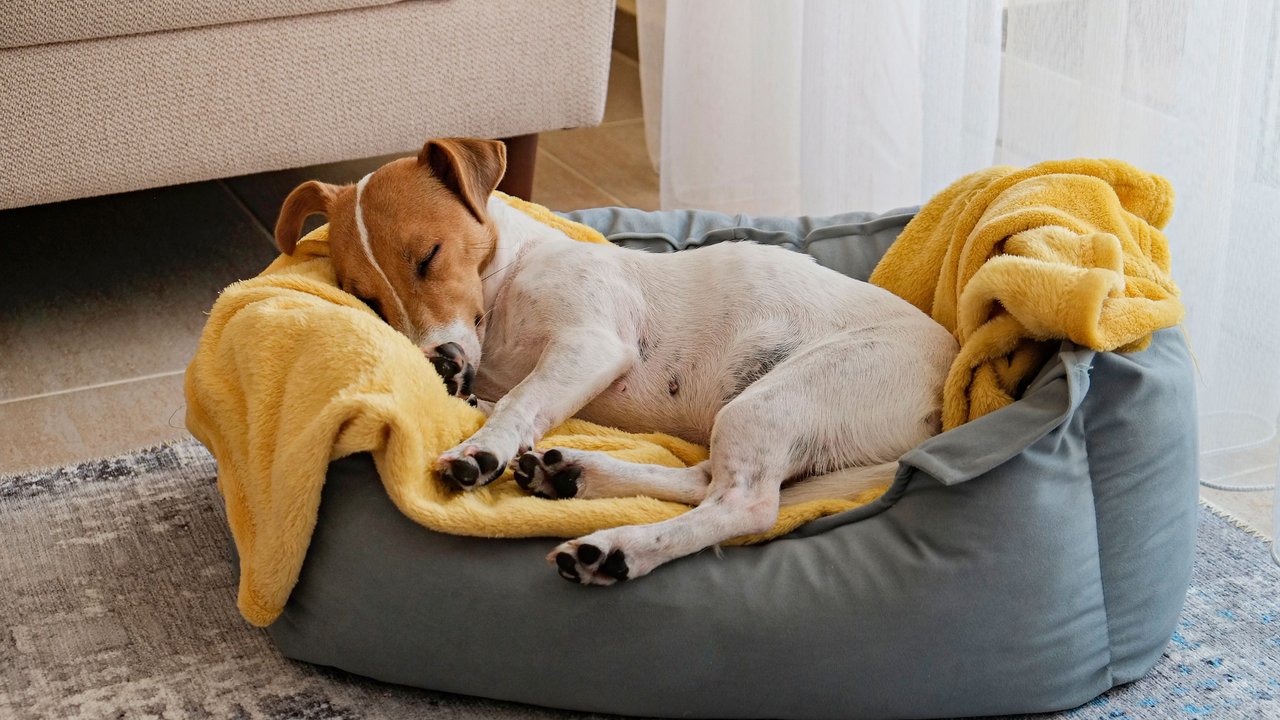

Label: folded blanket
[185,195,879,627]
[870,159,1183,429]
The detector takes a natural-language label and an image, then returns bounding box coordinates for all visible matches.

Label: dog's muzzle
[428,342,476,400]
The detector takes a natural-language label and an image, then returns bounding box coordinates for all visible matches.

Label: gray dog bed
[265,207,1199,720]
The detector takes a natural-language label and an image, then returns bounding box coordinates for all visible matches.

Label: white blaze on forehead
[354,172,412,329]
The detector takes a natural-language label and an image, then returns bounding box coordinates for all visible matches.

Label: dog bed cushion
[264,205,1199,720]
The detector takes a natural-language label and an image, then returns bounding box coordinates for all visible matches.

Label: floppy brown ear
[275,180,337,254]
[419,138,508,223]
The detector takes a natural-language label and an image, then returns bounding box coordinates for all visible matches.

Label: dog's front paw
[427,343,476,399]
[436,445,505,489]
[549,538,632,586]
[512,449,582,499]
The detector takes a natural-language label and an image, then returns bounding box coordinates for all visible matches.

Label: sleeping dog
[274,138,957,585]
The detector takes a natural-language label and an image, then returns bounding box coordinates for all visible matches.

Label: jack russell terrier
[274,138,957,585]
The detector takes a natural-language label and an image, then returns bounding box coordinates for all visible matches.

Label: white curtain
[639,0,1280,551]
[637,0,1003,215]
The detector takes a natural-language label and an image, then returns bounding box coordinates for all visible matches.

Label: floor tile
[0,373,191,476]
[539,121,659,211]
[531,150,624,211]
[1202,489,1275,539]
[222,152,409,237]
[603,51,644,124]
[0,182,277,401]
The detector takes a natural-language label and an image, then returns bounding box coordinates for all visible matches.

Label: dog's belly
[474,335,724,445]
[576,361,722,446]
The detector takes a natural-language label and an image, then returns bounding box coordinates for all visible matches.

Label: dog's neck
[480,196,571,312]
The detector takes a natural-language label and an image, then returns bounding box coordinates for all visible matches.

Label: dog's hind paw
[512,449,582,499]
[549,539,631,586]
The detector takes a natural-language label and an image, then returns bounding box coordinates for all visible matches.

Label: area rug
[2,440,1277,719]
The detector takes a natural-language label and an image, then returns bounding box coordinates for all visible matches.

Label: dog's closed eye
[416,244,441,279]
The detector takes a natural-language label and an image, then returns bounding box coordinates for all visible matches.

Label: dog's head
[274,138,507,396]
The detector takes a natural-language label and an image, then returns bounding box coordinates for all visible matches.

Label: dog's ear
[275,180,337,255]
[419,138,508,224]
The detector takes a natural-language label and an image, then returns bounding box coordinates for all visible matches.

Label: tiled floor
[0,50,654,474]
[1,50,1273,540]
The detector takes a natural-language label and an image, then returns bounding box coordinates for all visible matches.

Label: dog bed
[262,205,1199,720]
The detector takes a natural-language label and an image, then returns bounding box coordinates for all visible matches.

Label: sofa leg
[497,134,538,200]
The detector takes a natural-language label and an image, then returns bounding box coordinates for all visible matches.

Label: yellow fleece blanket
[185,194,877,627]
[869,159,1183,430]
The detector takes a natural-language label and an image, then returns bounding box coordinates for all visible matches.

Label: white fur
[437,197,958,585]
[354,173,412,332]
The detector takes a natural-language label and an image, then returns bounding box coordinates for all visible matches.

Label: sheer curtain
[639,0,1280,558]
[997,0,1280,564]
[637,0,1003,215]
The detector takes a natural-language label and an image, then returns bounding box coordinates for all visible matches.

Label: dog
[274,137,958,585]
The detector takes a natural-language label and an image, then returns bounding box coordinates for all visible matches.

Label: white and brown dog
[275,138,957,585]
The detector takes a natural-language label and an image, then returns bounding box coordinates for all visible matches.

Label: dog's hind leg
[546,370,810,584]
[513,448,710,503]
[546,328,946,585]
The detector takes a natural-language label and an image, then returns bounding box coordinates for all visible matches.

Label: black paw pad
[518,453,539,475]
[576,543,602,565]
[543,449,563,465]
[513,454,538,490]
[549,465,581,498]
[430,355,460,380]
[474,451,499,476]
[445,458,478,487]
[555,552,580,582]
[600,550,629,581]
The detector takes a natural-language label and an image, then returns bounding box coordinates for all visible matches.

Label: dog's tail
[779,461,899,506]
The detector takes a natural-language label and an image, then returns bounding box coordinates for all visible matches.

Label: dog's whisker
[482,259,519,282]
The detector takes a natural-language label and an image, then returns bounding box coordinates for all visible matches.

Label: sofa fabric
[0,0,614,209]
[0,0,399,50]
[263,206,1200,720]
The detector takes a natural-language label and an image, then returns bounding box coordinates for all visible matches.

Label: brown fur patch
[274,138,508,348]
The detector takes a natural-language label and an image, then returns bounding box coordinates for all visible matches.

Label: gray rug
[2,440,1277,720]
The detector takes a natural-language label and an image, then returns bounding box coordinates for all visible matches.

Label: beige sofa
[0,0,615,209]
